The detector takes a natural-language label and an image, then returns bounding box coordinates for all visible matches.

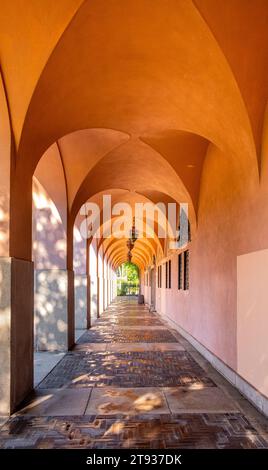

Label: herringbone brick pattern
[1,414,267,449]
[38,350,216,389]
[77,328,177,343]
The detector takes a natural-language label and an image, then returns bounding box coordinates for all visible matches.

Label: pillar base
[75,273,89,329]
[35,269,74,352]
[0,257,34,415]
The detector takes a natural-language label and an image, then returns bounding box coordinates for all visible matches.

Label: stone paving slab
[100,313,157,319]
[13,386,238,417]
[85,387,169,415]
[34,352,65,387]
[1,414,267,449]
[73,342,185,353]
[90,325,168,331]
[77,328,178,343]
[106,342,185,352]
[0,417,8,431]
[38,351,216,389]
[163,387,239,413]
[96,318,163,326]
[16,389,92,416]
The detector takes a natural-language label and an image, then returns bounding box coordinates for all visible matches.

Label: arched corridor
[1,0,268,452]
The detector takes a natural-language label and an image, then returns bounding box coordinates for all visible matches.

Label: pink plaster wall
[34,144,67,229]
[0,70,11,257]
[32,178,66,269]
[144,142,268,398]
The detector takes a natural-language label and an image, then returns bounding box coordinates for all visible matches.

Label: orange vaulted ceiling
[2,0,266,236]
[15,0,256,175]
[0,0,84,145]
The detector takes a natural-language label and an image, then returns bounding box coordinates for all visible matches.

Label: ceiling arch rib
[57,129,129,207]
[113,254,143,271]
[0,0,84,146]
[108,243,148,268]
[103,238,152,265]
[194,0,268,165]
[70,138,196,224]
[103,237,153,268]
[100,228,161,258]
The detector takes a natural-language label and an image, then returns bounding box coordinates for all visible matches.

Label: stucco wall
[149,143,268,399]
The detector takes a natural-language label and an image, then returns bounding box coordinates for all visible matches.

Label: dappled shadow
[75,275,87,329]
[0,259,11,415]
[35,270,68,351]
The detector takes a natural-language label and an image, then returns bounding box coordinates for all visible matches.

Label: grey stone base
[35,269,69,352]
[0,257,34,415]
[75,274,88,329]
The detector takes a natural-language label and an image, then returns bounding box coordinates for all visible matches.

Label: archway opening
[116,262,140,297]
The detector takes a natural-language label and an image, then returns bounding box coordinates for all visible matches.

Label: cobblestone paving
[38,350,216,389]
[1,414,267,449]
[1,298,268,449]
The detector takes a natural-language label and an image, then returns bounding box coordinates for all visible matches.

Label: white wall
[237,249,268,397]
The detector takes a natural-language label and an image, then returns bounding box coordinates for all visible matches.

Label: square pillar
[35,269,74,351]
[0,257,34,415]
[89,275,98,324]
[74,274,87,329]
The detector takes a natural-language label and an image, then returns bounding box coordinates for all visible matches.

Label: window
[168,260,171,288]
[157,265,162,288]
[184,250,189,290]
[178,251,189,290]
[178,253,183,290]
[165,261,168,288]
[165,260,171,289]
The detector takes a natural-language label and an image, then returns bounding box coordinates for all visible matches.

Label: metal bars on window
[178,250,189,291]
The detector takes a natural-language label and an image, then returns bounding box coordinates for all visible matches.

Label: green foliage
[117,262,139,296]
[125,262,139,282]
[117,282,139,296]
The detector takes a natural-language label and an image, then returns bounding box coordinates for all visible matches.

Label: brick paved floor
[38,350,216,389]
[1,298,268,449]
[1,414,267,449]
[97,317,163,326]
[76,328,178,343]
